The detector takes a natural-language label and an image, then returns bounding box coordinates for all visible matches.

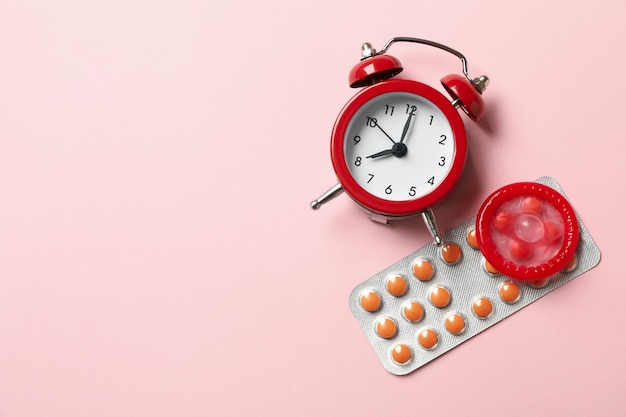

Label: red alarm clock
[311,37,489,245]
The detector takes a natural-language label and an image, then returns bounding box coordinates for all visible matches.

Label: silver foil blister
[349,177,601,375]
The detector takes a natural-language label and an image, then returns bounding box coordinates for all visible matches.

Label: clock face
[344,92,454,201]
[331,80,467,216]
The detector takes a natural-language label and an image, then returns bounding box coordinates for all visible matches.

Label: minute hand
[399,112,414,144]
[374,121,397,145]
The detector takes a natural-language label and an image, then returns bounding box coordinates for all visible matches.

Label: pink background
[1,1,624,416]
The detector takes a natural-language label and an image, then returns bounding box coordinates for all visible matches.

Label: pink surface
[0,1,624,416]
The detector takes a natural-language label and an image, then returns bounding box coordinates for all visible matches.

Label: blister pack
[349,177,601,375]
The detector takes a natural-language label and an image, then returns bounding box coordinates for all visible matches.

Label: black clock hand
[367,142,408,159]
[367,148,394,159]
[373,121,397,145]
[399,111,414,144]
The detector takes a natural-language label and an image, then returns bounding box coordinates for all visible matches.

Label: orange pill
[444,312,466,335]
[510,240,532,261]
[472,297,494,319]
[522,196,543,215]
[529,277,550,288]
[545,221,563,244]
[493,211,512,231]
[466,228,479,249]
[483,259,500,276]
[386,274,408,297]
[429,285,451,308]
[391,344,413,365]
[499,281,521,304]
[360,290,381,312]
[563,254,578,272]
[441,242,462,264]
[402,301,424,323]
[413,258,434,281]
[375,317,397,339]
[417,328,439,350]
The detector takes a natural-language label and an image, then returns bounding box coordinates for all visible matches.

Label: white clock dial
[343,92,455,202]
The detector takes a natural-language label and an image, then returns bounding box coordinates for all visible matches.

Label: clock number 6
[385,185,393,195]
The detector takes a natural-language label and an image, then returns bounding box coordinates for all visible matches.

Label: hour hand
[367,148,394,159]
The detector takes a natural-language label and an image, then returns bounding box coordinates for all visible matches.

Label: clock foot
[311,183,344,210]
[422,209,444,246]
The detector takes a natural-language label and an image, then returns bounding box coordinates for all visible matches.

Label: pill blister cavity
[483,258,500,276]
[499,281,521,304]
[522,196,543,215]
[444,312,467,335]
[563,254,578,272]
[418,328,439,350]
[386,273,408,296]
[375,317,398,339]
[466,228,479,249]
[493,210,512,231]
[402,300,424,323]
[441,242,462,264]
[391,344,413,365]
[360,290,382,312]
[429,285,451,308]
[528,277,550,288]
[472,297,494,319]
[413,258,434,281]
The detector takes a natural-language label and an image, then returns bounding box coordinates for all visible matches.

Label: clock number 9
[353,135,361,145]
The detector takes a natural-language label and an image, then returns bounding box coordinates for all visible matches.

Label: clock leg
[422,209,444,246]
[311,183,344,210]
